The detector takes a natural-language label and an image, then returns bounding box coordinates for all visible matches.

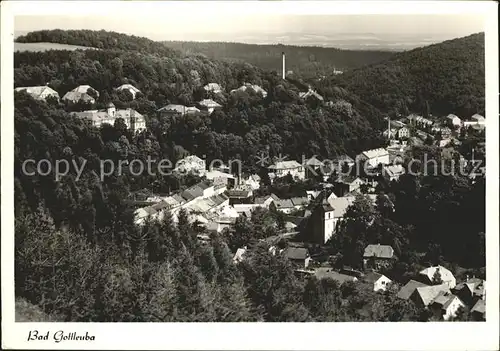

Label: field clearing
[14,42,97,52]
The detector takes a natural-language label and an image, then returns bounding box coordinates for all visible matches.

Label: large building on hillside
[356,148,390,168]
[72,103,146,132]
[15,85,60,101]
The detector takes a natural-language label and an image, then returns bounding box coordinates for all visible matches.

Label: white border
[2,1,499,350]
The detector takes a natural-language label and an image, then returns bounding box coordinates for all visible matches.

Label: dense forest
[163,41,394,78]
[13,29,485,322]
[321,33,485,119]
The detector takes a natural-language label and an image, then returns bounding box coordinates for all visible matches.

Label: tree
[431,268,443,285]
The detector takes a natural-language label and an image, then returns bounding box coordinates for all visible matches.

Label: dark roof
[290,197,309,206]
[285,247,309,260]
[397,280,428,300]
[227,189,252,198]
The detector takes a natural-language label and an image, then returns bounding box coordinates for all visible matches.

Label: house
[242,174,261,191]
[398,126,410,139]
[446,114,462,128]
[416,130,429,140]
[382,164,405,182]
[410,284,451,307]
[333,176,365,197]
[204,83,223,94]
[230,83,268,98]
[356,148,390,168]
[383,128,397,139]
[174,155,206,176]
[197,99,222,115]
[314,267,358,284]
[233,247,247,263]
[363,244,395,270]
[227,185,253,205]
[206,216,237,233]
[397,280,429,300]
[304,156,324,177]
[306,190,321,201]
[364,272,392,292]
[438,138,452,148]
[419,265,457,289]
[284,247,310,268]
[268,160,305,181]
[14,85,60,101]
[71,103,146,132]
[205,170,236,187]
[453,277,486,306]
[254,193,280,209]
[115,84,141,99]
[63,85,99,104]
[390,120,406,128]
[470,299,486,321]
[290,197,309,210]
[408,114,433,127]
[275,199,295,214]
[299,88,324,102]
[429,291,465,321]
[333,155,355,169]
[471,114,485,125]
[157,104,200,117]
[305,194,356,244]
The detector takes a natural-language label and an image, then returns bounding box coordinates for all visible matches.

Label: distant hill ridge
[320,32,485,118]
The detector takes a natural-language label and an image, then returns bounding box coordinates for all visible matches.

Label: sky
[14,14,484,46]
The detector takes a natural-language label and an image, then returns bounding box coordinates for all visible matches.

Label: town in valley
[13,24,486,323]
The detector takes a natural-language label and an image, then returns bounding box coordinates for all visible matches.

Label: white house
[204,83,223,94]
[446,114,462,128]
[72,103,146,132]
[157,104,200,116]
[15,85,60,101]
[356,148,390,168]
[429,292,465,321]
[174,155,206,176]
[63,85,99,104]
[419,265,457,289]
[242,174,261,191]
[231,83,268,98]
[471,114,485,125]
[364,272,392,292]
[115,84,141,99]
[197,99,222,115]
[268,160,305,181]
[383,164,405,182]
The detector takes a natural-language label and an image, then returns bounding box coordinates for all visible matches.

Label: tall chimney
[388,117,391,140]
[282,52,286,80]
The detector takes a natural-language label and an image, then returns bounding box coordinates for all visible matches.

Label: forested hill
[15,29,180,57]
[322,33,485,118]
[163,41,394,78]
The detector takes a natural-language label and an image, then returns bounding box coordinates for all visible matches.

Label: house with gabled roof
[72,103,146,132]
[364,272,392,292]
[15,85,60,101]
[363,244,395,270]
[115,83,141,99]
[230,83,267,98]
[397,280,429,300]
[429,291,465,321]
[446,114,462,128]
[268,160,305,181]
[453,277,486,306]
[410,284,451,308]
[356,148,390,168]
[419,265,456,289]
[471,299,485,321]
[204,83,223,94]
[197,99,222,115]
[284,247,310,268]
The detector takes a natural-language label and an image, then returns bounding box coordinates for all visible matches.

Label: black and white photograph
[1,1,499,350]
